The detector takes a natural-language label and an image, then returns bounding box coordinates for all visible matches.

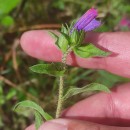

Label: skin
[20,30,130,130]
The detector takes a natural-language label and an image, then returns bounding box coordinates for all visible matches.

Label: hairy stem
[56,47,72,118]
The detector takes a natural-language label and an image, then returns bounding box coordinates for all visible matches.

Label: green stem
[56,76,64,118]
[56,47,72,118]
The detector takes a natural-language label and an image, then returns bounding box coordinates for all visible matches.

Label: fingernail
[39,119,68,130]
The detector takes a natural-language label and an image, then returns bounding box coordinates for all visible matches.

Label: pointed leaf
[61,24,68,34]
[30,63,65,76]
[13,106,34,117]
[13,100,53,120]
[50,29,69,52]
[69,20,76,31]
[70,29,79,44]
[77,31,85,45]
[0,0,21,15]
[6,89,16,100]
[35,111,43,130]
[63,83,110,100]
[65,23,70,32]
[57,32,69,52]
[1,15,14,27]
[49,31,61,48]
[49,31,59,40]
[74,43,110,58]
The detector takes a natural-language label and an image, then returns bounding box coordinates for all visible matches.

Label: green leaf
[49,31,60,48]
[52,0,65,10]
[6,88,16,100]
[74,43,110,58]
[35,111,43,130]
[63,83,110,100]
[49,30,69,52]
[69,20,75,31]
[13,106,34,117]
[0,82,5,105]
[64,23,70,32]
[56,32,69,52]
[0,82,3,94]
[77,31,85,46]
[96,70,130,87]
[0,15,14,27]
[13,100,53,120]
[70,29,79,44]
[70,30,85,46]
[61,24,68,34]
[30,63,65,76]
[0,0,21,15]
[49,31,59,40]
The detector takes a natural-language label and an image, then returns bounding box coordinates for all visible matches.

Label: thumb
[26,119,130,130]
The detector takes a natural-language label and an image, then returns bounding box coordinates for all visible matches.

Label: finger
[25,124,34,130]
[85,32,130,54]
[62,83,130,126]
[25,119,130,130]
[20,30,130,77]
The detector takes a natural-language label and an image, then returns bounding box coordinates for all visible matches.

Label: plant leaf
[6,88,16,100]
[35,111,43,130]
[13,106,34,117]
[57,32,69,52]
[74,43,110,58]
[13,100,53,120]
[49,31,60,48]
[0,15,14,27]
[52,0,65,10]
[49,30,69,52]
[69,20,76,31]
[61,24,68,34]
[63,83,110,100]
[70,29,79,44]
[30,63,65,76]
[77,31,85,46]
[0,0,21,15]
[49,31,59,40]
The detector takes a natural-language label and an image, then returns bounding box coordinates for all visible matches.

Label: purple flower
[73,8,101,31]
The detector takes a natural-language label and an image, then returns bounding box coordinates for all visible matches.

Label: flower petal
[83,18,101,31]
[74,8,98,31]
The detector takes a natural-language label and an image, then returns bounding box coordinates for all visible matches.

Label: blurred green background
[0,0,130,129]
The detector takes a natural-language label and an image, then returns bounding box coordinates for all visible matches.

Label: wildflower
[73,8,101,31]
[120,17,130,28]
[50,8,102,52]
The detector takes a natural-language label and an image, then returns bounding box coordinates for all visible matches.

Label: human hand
[20,30,130,130]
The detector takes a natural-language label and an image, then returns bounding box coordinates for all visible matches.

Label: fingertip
[39,119,127,130]
[20,30,62,62]
[25,124,35,130]
[20,30,45,57]
[39,120,67,130]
